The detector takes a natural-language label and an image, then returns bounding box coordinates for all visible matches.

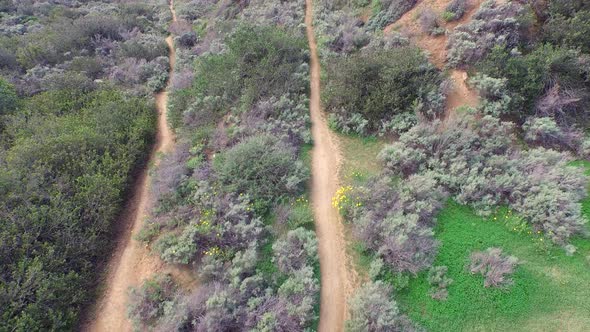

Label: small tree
[273,228,318,274]
[128,274,178,329]
[0,77,18,116]
[443,0,468,21]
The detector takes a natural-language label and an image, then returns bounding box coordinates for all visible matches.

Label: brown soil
[384,0,483,116]
[79,1,197,331]
[306,0,357,330]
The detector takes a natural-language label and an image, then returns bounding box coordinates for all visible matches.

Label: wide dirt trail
[82,1,183,331]
[305,0,355,331]
[385,0,482,118]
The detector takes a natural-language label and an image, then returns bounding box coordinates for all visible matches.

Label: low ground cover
[398,201,590,331]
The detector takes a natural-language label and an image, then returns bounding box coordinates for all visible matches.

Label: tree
[0,77,18,133]
[0,77,17,117]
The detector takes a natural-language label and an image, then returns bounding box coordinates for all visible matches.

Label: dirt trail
[305,0,356,331]
[80,1,194,331]
[384,0,482,116]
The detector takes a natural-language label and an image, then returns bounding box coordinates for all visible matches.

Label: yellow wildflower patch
[332,185,353,211]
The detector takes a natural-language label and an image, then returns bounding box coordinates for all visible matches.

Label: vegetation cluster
[128,1,321,330]
[315,0,590,329]
[0,1,167,329]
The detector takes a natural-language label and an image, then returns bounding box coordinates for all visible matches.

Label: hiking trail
[305,0,356,331]
[81,1,196,331]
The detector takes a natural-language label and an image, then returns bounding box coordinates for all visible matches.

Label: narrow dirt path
[384,0,482,118]
[305,1,355,331]
[81,1,186,331]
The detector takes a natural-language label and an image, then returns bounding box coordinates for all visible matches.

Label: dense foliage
[0,0,166,328]
[214,134,308,211]
[0,88,155,329]
[324,0,590,329]
[0,1,169,96]
[378,115,588,246]
[447,0,527,68]
[347,175,447,274]
[132,1,321,329]
[366,0,418,30]
[346,281,416,331]
[323,47,444,135]
[543,0,590,53]
[477,44,590,124]
[447,0,590,131]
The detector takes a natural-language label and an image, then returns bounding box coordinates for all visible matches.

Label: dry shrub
[470,247,519,288]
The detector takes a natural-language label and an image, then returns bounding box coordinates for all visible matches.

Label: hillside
[1,0,590,331]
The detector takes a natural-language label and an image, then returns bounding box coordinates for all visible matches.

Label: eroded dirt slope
[385,0,483,118]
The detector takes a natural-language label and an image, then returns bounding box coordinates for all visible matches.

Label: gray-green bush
[346,281,417,331]
[469,247,519,288]
[447,0,526,68]
[378,115,588,246]
[214,134,309,211]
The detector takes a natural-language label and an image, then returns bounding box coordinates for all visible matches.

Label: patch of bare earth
[384,0,483,119]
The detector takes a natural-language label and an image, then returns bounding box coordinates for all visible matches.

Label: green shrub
[468,73,512,116]
[428,266,453,300]
[0,77,18,118]
[378,115,588,246]
[120,38,168,62]
[444,0,467,21]
[366,0,418,30]
[478,44,589,122]
[323,47,443,134]
[447,1,526,68]
[273,228,318,274]
[544,10,590,53]
[0,89,156,330]
[192,25,308,112]
[441,11,456,21]
[214,134,308,211]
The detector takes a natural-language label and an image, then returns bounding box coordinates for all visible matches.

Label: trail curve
[81,1,180,331]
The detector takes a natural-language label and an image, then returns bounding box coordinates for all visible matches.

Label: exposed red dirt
[384,0,483,116]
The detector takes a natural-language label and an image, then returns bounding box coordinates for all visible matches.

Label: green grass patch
[300,143,313,168]
[338,133,386,186]
[350,241,374,273]
[397,201,590,331]
[338,133,386,281]
[255,238,284,283]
